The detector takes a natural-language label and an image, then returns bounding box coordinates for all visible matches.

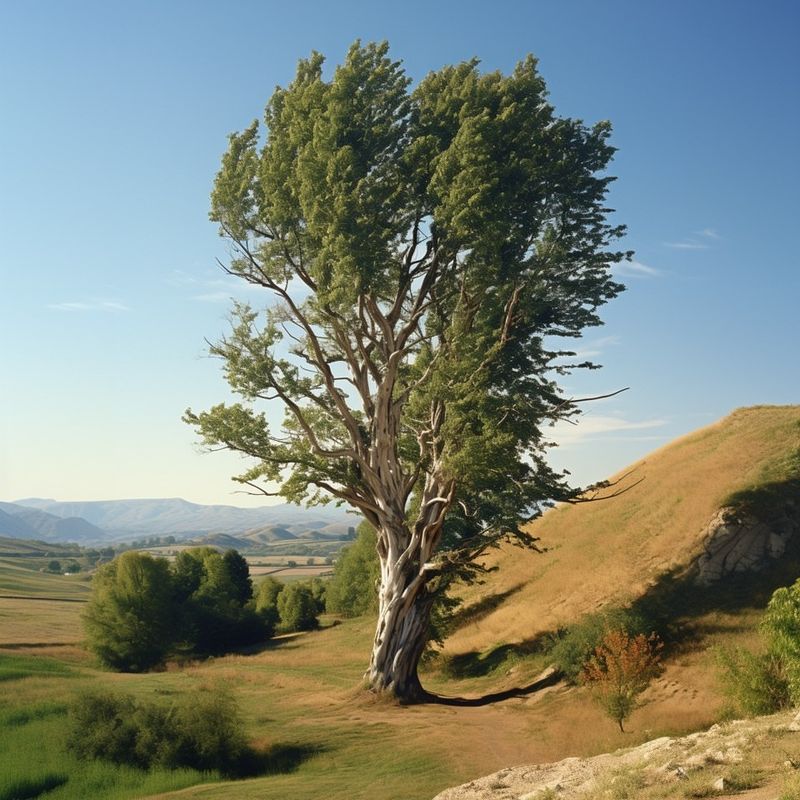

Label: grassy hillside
[1,405,798,800]
[447,405,800,655]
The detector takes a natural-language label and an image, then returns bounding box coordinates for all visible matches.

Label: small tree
[326,522,380,617]
[581,629,662,732]
[83,551,175,672]
[762,578,800,703]
[277,582,319,632]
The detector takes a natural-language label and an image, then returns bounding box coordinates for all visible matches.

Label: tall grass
[0,701,217,800]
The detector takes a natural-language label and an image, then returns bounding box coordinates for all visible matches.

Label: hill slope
[448,405,800,655]
[12,497,353,538]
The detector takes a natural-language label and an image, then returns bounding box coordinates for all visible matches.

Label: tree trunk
[366,567,434,703]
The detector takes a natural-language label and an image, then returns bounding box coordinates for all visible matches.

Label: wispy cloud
[192,291,236,303]
[572,335,620,359]
[168,269,262,303]
[613,260,661,278]
[664,241,709,250]
[664,228,721,250]
[47,299,129,312]
[550,415,668,447]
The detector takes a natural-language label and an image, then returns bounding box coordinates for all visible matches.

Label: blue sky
[1,0,797,506]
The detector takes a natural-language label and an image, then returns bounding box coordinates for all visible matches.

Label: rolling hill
[0,509,40,540]
[12,497,354,539]
[0,503,107,543]
[448,404,800,655]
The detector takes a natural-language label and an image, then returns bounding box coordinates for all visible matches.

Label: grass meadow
[1,406,797,799]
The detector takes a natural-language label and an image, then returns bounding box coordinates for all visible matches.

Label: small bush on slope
[719,575,800,716]
[581,629,662,732]
[549,606,653,682]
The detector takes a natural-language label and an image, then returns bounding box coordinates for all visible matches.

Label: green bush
[254,576,283,614]
[83,552,175,672]
[717,647,790,716]
[325,522,379,617]
[549,606,651,682]
[716,577,800,716]
[277,582,319,632]
[68,688,249,775]
[762,579,800,703]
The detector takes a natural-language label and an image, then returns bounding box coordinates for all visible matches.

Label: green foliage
[187,38,627,550]
[549,606,652,682]
[762,577,800,703]
[67,688,248,776]
[187,40,628,690]
[325,522,379,617]
[277,582,319,632]
[83,551,175,672]
[83,548,268,671]
[717,647,790,715]
[716,576,800,716]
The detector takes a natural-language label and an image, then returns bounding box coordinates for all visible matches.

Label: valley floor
[0,593,764,800]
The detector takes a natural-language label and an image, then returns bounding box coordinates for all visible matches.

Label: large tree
[186,41,628,702]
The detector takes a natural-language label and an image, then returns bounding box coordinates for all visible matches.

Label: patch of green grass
[0,653,76,682]
[0,700,68,726]
[0,558,91,599]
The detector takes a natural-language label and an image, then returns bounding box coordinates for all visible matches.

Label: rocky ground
[433,709,800,800]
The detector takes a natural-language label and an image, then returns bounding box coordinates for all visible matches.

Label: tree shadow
[446,582,527,632]
[629,476,800,646]
[233,742,324,778]
[428,666,561,707]
[434,632,551,680]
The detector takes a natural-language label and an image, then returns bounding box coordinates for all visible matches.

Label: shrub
[68,688,249,775]
[253,576,283,630]
[277,582,319,632]
[717,647,791,716]
[68,691,141,765]
[581,629,662,732]
[549,606,651,682]
[762,579,800,703]
[84,548,269,670]
[83,552,175,672]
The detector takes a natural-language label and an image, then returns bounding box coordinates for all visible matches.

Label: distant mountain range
[0,497,356,545]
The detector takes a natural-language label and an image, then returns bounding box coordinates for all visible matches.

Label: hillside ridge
[448,404,800,654]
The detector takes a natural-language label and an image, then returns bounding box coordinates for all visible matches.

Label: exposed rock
[694,506,798,585]
[432,710,796,799]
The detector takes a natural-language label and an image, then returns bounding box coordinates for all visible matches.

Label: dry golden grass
[447,405,800,656]
[2,406,797,799]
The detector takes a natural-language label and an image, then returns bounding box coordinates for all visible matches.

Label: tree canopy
[84,548,267,671]
[186,41,628,700]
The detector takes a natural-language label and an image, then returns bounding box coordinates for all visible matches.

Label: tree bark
[366,555,435,703]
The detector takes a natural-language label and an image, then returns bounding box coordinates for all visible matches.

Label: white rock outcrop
[694,506,797,585]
